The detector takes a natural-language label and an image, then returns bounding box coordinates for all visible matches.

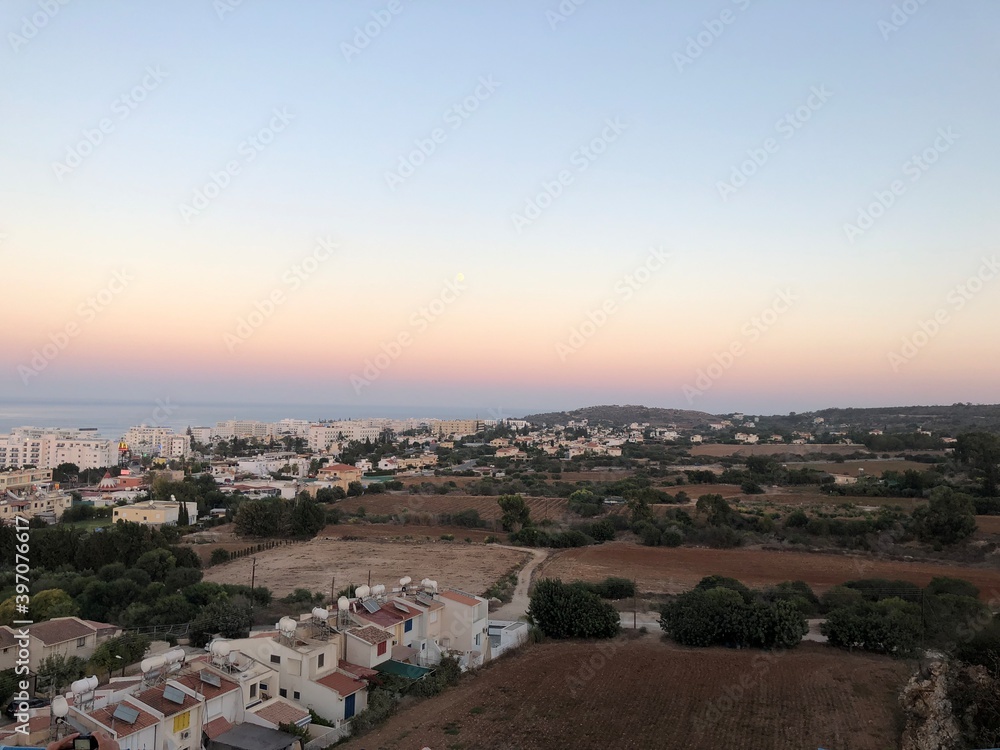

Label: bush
[209,548,230,566]
[660,587,806,649]
[528,579,620,639]
[573,577,636,600]
[821,597,922,655]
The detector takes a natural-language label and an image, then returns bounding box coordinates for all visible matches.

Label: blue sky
[2,0,999,416]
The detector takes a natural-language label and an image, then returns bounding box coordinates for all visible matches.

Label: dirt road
[490,546,551,621]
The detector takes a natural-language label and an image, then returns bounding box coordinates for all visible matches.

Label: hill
[522,404,715,428]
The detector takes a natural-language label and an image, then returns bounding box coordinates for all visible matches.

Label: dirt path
[490,546,551,621]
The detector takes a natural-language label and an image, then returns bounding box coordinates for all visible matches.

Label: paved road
[490,546,552,621]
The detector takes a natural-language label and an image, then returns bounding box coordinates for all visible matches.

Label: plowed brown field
[540,542,1000,599]
[341,638,911,750]
[337,493,571,522]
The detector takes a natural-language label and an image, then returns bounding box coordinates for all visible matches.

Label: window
[279,688,287,698]
[404,619,413,633]
[317,653,325,669]
[260,683,268,692]
[250,683,258,699]
[77,637,87,648]
[293,691,300,700]
[377,641,387,657]
[270,655,281,664]
[430,612,438,623]
[173,711,190,733]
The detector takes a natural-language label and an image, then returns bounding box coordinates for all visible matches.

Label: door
[344,693,356,720]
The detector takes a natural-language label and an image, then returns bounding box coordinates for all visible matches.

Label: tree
[89,632,151,678]
[31,589,79,622]
[912,486,977,545]
[497,494,532,532]
[36,654,88,695]
[289,496,325,538]
[177,501,190,526]
[954,431,1000,495]
[190,599,253,647]
[528,579,620,639]
[136,549,177,582]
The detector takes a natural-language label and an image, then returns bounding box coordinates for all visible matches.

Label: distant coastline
[0,399,500,439]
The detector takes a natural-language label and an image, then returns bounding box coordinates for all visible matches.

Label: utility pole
[249,557,257,633]
[633,577,637,629]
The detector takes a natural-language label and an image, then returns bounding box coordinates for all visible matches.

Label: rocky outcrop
[899,661,961,750]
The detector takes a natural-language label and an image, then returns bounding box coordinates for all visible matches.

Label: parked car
[5,697,48,718]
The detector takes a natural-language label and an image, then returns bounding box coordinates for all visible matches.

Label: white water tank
[337,597,350,611]
[372,584,385,597]
[279,616,297,633]
[312,607,329,621]
[71,676,98,695]
[356,585,371,599]
[164,648,185,664]
[399,576,412,587]
[211,640,231,658]
[140,656,165,674]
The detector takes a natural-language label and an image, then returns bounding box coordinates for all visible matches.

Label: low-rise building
[113,498,198,526]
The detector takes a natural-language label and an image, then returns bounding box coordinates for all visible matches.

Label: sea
[0,399,499,440]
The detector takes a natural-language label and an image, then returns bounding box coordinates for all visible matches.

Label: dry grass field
[341,638,911,750]
[336,493,571,522]
[203,537,530,598]
[799,459,936,477]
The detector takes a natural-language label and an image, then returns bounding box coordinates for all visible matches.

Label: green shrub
[528,579,620,639]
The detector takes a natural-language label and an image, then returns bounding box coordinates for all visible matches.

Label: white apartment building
[124,426,191,459]
[308,422,381,451]
[0,427,116,470]
[213,420,274,440]
[189,426,212,444]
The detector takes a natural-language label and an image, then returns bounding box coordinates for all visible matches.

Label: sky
[2,0,999,419]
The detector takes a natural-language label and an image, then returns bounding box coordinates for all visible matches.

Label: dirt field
[539,542,1000,600]
[691,444,873,458]
[337,493,570,522]
[341,638,911,750]
[203,537,530,598]
[321,522,498,543]
[977,515,1000,535]
[748,487,926,510]
[799,460,934,477]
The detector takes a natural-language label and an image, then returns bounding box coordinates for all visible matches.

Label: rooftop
[316,671,366,697]
[347,625,392,646]
[251,698,310,727]
[88,701,160,736]
[134,683,199,717]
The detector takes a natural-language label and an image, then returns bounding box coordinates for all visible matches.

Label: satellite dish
[337,597,350,611]
[51,696,69,718]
